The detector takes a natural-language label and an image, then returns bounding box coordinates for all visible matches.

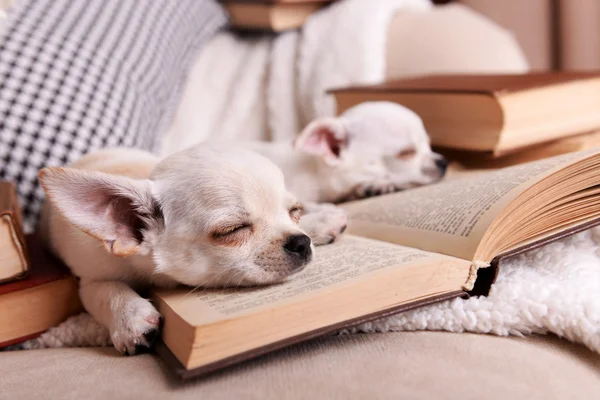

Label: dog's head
[39,144,312,287]
[295,101,447,202]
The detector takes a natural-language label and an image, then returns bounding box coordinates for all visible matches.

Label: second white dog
[248,101,447,204]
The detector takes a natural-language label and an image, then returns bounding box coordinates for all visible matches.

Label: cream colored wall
[385,4,529,80]
[457,0,600,71]
[558,0,600,71]
[459,0,552,70]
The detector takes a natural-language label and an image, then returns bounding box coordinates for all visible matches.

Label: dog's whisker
[184,268,233,297]
[235,272,246,288]
[183,284,203,298]
[222,269,245,289]
[198,271,228,292]
[227,270,245,289]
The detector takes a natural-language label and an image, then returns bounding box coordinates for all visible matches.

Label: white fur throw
[343,227,600,353]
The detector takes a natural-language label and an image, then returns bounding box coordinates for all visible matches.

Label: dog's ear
[38,167,163,257]
[294,117,348,165]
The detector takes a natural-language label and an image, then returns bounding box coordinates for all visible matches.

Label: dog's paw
[111,298,162,356]
[300,203,348,246]
[354,180,397,199]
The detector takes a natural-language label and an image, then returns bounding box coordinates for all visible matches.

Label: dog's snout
[435,158,448,174]
[283,234,312,267]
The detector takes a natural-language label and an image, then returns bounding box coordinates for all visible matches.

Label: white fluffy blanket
[346,227,600,353]
[160,0,432,156]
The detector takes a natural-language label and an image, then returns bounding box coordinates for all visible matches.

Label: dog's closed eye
[396,148,417,160]
[289,204,303,223]
[212,223,252,245]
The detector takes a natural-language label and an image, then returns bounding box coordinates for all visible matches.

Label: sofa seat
[2,331,599,399]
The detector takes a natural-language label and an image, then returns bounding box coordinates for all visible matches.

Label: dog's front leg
[300,202,348,245]
[79,279,162,355]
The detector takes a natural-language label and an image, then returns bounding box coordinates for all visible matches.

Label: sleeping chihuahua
[248,101,447,204]
[36,145,341,355]
[11,101,445,355]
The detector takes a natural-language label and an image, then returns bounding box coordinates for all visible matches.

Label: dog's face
[39,145,313,288]
[295,101,447,201]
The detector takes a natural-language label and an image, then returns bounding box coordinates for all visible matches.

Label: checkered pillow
[0,0,227,232]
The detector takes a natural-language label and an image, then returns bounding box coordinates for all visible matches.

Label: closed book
[329,72,600,156]
[220,0,333,32]
[0,181,28,283]
[0,235,83,348]
[443,129,600,173]
[154,149,600,379]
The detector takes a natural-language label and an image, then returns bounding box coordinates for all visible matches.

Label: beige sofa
[1,4,598,398]
[2,333,599,399]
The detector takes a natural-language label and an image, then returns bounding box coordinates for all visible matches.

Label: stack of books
[219,0,336,32]
[329,72,600,170]
[0,181,82,348]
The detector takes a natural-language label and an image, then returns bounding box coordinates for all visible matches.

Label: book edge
[329,86,499,96]
[155,290,466,380]
[327,73,600,95]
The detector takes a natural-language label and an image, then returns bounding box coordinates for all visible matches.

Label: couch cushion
[1,331,599,399]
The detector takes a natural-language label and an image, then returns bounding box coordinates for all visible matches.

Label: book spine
[0,181,30,282]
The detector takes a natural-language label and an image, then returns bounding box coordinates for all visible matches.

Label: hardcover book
[442,130,600,172]
[329,72,600,156]
[0,235,83,347]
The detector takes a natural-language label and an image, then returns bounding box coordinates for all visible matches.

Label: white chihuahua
[38,145,330,355]
[243,101,447,244]
[249,102,447,204]
[13,101,445,355]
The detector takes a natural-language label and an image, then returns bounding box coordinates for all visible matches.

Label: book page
[155,236,466,326]
[342,150,597,260]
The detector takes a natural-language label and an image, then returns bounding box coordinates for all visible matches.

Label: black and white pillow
[0,0,227,232]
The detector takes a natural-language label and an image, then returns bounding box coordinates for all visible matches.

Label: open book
[154,149,600,379]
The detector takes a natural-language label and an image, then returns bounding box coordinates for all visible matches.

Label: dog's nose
[435,158,448,174]
[283,234,312,267]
